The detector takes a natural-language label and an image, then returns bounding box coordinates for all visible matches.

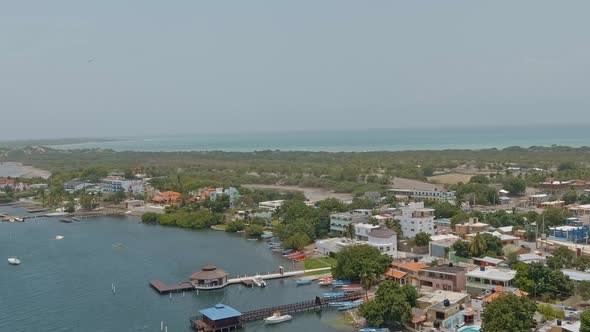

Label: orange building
[152,191,182,205]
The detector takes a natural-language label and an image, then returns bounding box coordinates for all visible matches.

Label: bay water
[0,206,353,332]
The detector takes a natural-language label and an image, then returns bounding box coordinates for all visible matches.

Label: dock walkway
[149,280,194,294]
[226,267,331,284]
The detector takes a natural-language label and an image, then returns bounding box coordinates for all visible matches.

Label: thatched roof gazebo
[190,264,229,290]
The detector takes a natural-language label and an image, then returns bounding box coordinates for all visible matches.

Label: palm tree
[344,223,356,241]
[360,269,377,300]
[469,232,487,257]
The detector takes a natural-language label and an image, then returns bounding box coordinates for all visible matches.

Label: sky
[1,1,589,140]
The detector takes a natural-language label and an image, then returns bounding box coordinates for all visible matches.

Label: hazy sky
[1,1,589,140]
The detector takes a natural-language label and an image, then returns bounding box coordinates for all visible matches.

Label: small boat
[358,328,389,332]
[283,251,302,258]
[55,235,64,240]
[282,249,294,255]
[292,254,306,261]
[112,243,125,248]
[295,279,312,286]
[337,301,364,311]
[59,219,73,223]
[264,311,292,325]
[253,277,266,288]
[318,276,334,286]
[72,217,81,222]
[272,249,284,253]
[260,233,273,239]
[328,301,355,307]
[246,238,258,241]
[322,292,345,299]
[8,257,21,265]
[331,280,352,287]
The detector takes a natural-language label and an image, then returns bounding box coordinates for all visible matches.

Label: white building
[329,209,372,233]
[387,188,456,203]
[316,226,397,257]
[258,200,285,211]
[397,202,436,237]
[466,266,516,296]
[101,176,145,194]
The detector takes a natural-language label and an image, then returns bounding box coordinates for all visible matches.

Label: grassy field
[304,257,337,270]
[428,173,474,185]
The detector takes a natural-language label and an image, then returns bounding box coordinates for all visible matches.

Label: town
[3,158,590,332]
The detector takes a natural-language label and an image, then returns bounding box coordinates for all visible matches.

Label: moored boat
[260,232,273,239]
[295,279,312,286]
[318,276,334,286]
[281,249,294,255]
[264,311,292,325]
[55,235,64,240]
[322,292,345,299]
[331,279,352,287]
[7,257,21,265]
[358,328,389,332]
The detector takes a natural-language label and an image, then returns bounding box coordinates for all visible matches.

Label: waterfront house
[190,264,229,290]
[101,176,145,194]
[152,191,182,205]
[209,187,240,206]
[397,202,436,237]
[329,209,371,233]
[316,226,397,256]
[418,263,467,292]
[365,227,397,256]
[192,303,242,332]
[63,180,94,192]
[384,268,408,285]
[465,266,516,296]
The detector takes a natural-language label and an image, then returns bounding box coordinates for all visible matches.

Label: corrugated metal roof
[199,304,242,320]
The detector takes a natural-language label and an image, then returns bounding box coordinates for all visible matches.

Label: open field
[428,173,474,185]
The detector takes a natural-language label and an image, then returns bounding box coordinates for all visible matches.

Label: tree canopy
[359,281,416,328]
[332,244,392,281]
[481,294,537,332]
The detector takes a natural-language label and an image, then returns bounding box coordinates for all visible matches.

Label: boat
[358,328,389,332]
[295,279,312,286]
[72,217,81,222]
[292,255,306,261]
[45,212,67,217]
[283,251,302,258]
[328,301,355,307]
[272,248,284,253]
[59,219,73,223]
[260,233,273,239]
[331,280,352,287]
[337,301,364,311]
[318,277,334,286]
[246,238,258,241]
[252,277,266,288]
[55,235,64,240]
[281,249,294,255]
[7,257,21,265]
[264,311,292,325]
[322,292,345,299]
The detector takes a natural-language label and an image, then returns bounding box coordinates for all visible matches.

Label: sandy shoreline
[243,184,353,201]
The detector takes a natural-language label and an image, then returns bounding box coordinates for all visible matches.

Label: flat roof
[473,257,504,265]
[466,268,516,282]
[421,265,466,274]
[199,304,242,320]
[562,269,590,281]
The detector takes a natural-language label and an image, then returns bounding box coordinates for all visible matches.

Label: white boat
[55,235,64,240]
[8,257,21,265]
[253,276,266,288]
[264,311,292,324]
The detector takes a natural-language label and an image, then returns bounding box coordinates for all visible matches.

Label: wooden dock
[189,292,363,329]
[149,280,194,294]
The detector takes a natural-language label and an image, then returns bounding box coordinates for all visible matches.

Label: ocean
[0,206,353,332]
[49,126,590,152]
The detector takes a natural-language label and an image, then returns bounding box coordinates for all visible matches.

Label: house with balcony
[397,202,436,237]
[329,209,371,233]
[466,266,516,296]
[418,263,467,292]
[391,259,429,287]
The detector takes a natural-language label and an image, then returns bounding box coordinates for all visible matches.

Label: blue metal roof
[199,304,242,320]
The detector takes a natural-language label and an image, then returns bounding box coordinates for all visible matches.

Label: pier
[189,292,363,330]
[150,267,332,294]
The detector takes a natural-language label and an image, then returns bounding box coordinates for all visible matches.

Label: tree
[537,303,565,321]
[332,244,392,281]
[469,175,490,184]
[514,262,574,299]
[344,223,356,241]
[577,281,590,300]
[246,224,264,237]
[552,246,576,269]
[503,177,526,195]
[360,268,377,300]
[282,232,311,249]
[582,309,590,332]
[451,240,471,258]
[359,281,414,328]
[433,201,460,218]
[469,233,488,258]
[563,189,579,205]
[576,256,590,271]
[110,190,127,204]
[481,294,537,332]
[480,233,503,257]
[413,232,431,246]
[225,220,245,233]
[141,212,161,223]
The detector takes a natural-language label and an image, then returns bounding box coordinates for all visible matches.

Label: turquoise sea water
[49,126,590,152]
[0,206,353,332]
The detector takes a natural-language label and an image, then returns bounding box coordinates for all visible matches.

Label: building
[454,218,489,238]
[365,227,398,256]
[528,194,550,205]
[152,191,182,205]
[124,199,144,209]
[210,187,240,205]
[190,264,229,290]
[471,285,528,314]
[354,223,380,241]
[101,176,145,194]
[429,234,460,258]
[418,263,467,292]
[192,303,242,332]
[472,256,506,267]
[466,266,517,296]
[568,204,590,217]
[315,238,353,256]
[329,209,371,233]
[426,299,475,330]
[63,180,94,192]
[517,253,546,264]
[316,226,397,257]
[0,179,30,191]
[397,202,436,237]
[387,188,456,203]
[391,260,429,287]
[258,200,285,211]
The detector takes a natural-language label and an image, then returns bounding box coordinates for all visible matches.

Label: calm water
[49,126,590,152]
[0,206,353,332]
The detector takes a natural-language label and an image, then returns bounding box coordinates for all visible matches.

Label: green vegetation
[304,257,337,270]
[452,232,503,258]
[582,309,590,332]
[225,220,245,233]
[537,303,565,321]
[359,281,417,328]
[332,244,392,281]
[245,224,264,237]
[412,232,431,246]
[481,294,537,332]
[514,262,574,299]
